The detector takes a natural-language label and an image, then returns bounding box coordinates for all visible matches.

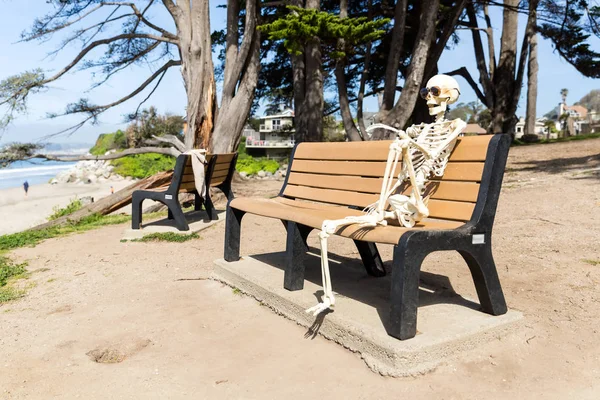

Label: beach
[0,181,133,235]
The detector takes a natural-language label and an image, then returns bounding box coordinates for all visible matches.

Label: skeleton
[306,74,468,316]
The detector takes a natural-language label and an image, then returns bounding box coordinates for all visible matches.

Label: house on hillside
[244,109,295,159]
[514,117,553,139]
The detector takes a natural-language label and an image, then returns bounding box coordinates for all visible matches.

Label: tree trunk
[381,0,408,112]
[335,0,362,141]
[525,28,538,136]
[291,0,323,143]
[30,171,174,231]
[212,0,262,153]
[374,0,440,139]
[491,0,519,133]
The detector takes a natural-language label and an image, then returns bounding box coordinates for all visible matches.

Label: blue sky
[0,1,597,145]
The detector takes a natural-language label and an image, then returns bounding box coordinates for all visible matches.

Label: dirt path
[1,139,599,399]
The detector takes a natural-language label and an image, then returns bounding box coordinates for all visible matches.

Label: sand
[0,139,599,399]
[0,181,133,235]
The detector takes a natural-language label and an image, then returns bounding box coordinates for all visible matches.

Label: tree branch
[465,2,494,108]
[147,134,186,152]
[483,3,496,79]
[445,66,488,105]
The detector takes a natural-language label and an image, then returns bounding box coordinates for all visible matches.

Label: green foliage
[0,69,45,129]
[236,155,280,176]
[0,211,165,252]
[0,142,43,167]
[125,107,185,148]
[48,199,83,221]
[89,131,127,155]
[0,255,28,303]
[238,136,247,155]
[259,6,389,58]
[111,153,176,179]
[0,256,26,287]
[130,232,200,243]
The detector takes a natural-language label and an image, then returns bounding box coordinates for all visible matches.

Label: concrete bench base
[123,210,225,240]
[213,252,523,377]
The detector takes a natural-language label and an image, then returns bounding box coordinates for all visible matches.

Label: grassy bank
[0,256,28,303]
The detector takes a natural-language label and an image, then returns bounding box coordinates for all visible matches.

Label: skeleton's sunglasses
[419,86,441,99]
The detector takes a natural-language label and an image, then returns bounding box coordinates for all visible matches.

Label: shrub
[89,130,127,155]
[521,134,540,143]
[48,198,83,220]
[111,153,176,179]
[0,256,26,287]
[235,155,280,176]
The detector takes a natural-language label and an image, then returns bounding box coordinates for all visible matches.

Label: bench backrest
[282,135,503,225]
[172,153,237,193]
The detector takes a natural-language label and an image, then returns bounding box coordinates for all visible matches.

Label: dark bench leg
[224,207,245,261]
[388,232,428,340]
[131,194,144,230]
[354,241,386,277]
[194,191,204,212]
[218,182,234,201]
[458,246,507,316]
[284,221,310,291]
[204,191,218,221]
[167,201,189,231]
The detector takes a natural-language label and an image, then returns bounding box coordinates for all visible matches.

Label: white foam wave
[0,164,73,179]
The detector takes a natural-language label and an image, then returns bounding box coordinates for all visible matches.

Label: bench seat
[230,196,464,244]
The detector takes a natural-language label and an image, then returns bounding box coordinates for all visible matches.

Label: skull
[422,74,460,117]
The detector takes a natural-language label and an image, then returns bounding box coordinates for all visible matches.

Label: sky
[0,1,598,145]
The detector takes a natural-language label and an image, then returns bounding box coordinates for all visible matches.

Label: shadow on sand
[253,249,481,338]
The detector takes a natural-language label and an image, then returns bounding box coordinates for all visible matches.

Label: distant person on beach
[110,186,114,195]
[23,180,29,197]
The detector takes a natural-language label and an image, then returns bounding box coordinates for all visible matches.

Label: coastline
[0,181,133,236]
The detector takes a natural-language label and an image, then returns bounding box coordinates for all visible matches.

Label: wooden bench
[224,134,510,340]
[132,152,238,231]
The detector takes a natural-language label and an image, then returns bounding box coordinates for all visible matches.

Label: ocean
[0,158,76,190]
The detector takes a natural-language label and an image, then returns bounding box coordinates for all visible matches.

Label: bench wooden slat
[430,162,485,182]
[212,169,230,180]
[291,160,390,177]
[427,199,475,221]
[423,181,480,203]
[214,163,231,172]
[292,135,492,162]
[179,182,196,192]
[290,160,484,182]
[284,184,378,208]
[215,153,236,164]
[287,172,383,194]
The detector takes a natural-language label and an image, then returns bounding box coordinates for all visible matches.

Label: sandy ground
[1,139,599,399]
[0,181,133,236]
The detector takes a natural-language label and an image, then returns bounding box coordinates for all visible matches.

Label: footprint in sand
[86,337,152,364]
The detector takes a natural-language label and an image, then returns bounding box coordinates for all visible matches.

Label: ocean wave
[0,164,73,179]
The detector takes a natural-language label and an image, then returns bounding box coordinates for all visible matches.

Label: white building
[514,117,554,139]
[245,109,295,158]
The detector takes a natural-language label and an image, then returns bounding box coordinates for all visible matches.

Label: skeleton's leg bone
[306,231,335,315]
[401,145,429,216]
